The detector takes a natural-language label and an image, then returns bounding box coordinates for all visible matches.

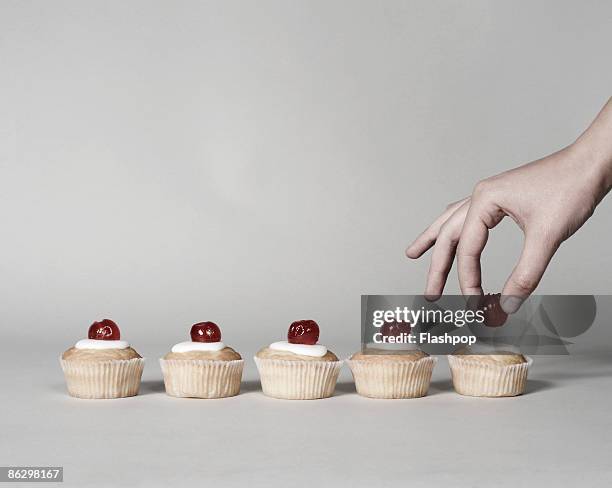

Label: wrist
[573,98,612,193]
[572,136,612,196]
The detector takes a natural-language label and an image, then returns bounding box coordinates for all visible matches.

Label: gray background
[1,1,611,487]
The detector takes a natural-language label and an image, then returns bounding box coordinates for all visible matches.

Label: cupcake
[60,319,144,399]
[160,321,243,399]
[448,350,532,397]
[347,349,436,399]
[254,320,342,400]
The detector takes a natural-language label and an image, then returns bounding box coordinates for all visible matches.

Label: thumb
[501,234,558,313]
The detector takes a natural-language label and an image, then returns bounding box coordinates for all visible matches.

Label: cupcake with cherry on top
[347,321,437,399]
[254,320,342,400]
[160,322,243,399]
[60,319,144,399]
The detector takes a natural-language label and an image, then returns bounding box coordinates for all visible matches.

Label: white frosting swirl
[75,339,129,350]
[171,341,226,353]
[269,341,328,357]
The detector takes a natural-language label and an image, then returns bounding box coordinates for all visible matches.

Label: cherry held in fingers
[481,293,508,327]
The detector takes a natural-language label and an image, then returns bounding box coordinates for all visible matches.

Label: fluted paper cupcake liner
[159,359,244,399]
[346,356,437,399]
[448,355,533,397]
[60,358,145,399]
[254,357,342,400]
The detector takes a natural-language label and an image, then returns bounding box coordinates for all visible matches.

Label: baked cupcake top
[350,349,429,362]
[256,320,338,362]
[452,350,526,365]
[163,321,241,361]
[62,319,141,361]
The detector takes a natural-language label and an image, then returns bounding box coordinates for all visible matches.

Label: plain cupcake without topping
[448,349,531,397]
[160,321,243,398]
[60,319,145,399]
[255,320,342,400]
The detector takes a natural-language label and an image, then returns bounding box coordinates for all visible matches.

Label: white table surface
[2,349,612,487]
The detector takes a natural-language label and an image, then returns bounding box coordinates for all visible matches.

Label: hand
[406,98,612,313]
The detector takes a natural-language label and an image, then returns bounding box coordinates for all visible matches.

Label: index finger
[406,197,469,259]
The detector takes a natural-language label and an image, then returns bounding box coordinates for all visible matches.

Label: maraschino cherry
[288,320,320,345]
[381,320,412,337]
[88,319,121,340]
[190,322,222,343]
[481,293,508,327]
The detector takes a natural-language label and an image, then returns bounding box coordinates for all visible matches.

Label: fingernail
[500,296,524,314]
